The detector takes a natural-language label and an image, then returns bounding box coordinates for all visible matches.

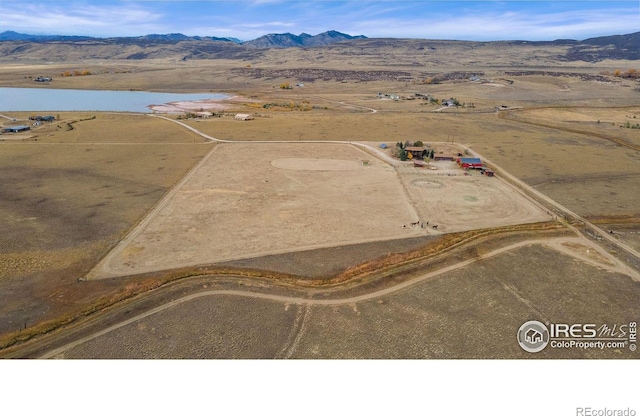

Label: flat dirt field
[90,142,550,278]
[55,244,640,359]
[91,142,421,278]
[397,162,550,232]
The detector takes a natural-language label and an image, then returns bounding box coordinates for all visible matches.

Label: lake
[0,87,229,113]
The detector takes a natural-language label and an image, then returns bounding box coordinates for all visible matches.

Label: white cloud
[0,2,164,36]
[347,7,640,41]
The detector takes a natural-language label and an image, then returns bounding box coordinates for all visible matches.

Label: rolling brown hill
[1,30,639,65]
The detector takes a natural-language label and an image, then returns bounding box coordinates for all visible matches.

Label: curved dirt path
[41,235,638,358]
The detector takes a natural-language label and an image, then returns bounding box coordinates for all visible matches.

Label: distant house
[2,125,30,133]
[442,99,458,107]
[458,157,483,169]
[234,113,254,121]
[29,115,55,122]
[195,112,212,118]
[377,93,400,101]
[405,146,427,159]
[34,77,52,82]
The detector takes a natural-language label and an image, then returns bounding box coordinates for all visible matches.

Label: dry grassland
[0,117,210,337]
[56,244,640,359]
[503,107,640,148]
[1,55,639,356]
[183,112,435,142]
[1,112,210,143]
[605,224,640,252]
[0,60,250,92]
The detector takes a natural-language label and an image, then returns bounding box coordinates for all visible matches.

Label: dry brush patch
[288,244,640,359]
[328,221,567,285]
[0,221,568,353]
[0,141,211,345]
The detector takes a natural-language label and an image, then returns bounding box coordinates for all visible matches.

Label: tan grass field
[54,244,640,359]
[0,117,211,338]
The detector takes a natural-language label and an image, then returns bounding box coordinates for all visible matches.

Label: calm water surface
[0,87,228,113]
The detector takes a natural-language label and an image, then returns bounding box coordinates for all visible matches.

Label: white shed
[234,113,254,121]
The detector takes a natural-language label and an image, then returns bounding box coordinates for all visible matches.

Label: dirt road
[462,143,640,262]
[39,234,638,358]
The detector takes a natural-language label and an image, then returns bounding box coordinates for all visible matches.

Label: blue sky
[0,1,637,41]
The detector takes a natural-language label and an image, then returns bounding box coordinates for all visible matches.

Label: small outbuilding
[405,146,427,159]
[458,157,483,169]
[234,113,254,121]
[2,125,30,133]
[434,155,455,161]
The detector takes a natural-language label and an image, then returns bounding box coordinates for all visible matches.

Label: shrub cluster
[59,70,92,77]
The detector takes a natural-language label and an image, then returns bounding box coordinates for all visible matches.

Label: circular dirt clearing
[271,158,361,171]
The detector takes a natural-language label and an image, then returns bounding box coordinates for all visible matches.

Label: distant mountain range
[1,30,639,62]
[244,30,366,48]
[0,30,366,48]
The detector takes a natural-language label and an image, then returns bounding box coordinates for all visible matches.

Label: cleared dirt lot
[90,142,550,278]
[56,244,640,359]
[398,163,550,232]
[91,142,424,278]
